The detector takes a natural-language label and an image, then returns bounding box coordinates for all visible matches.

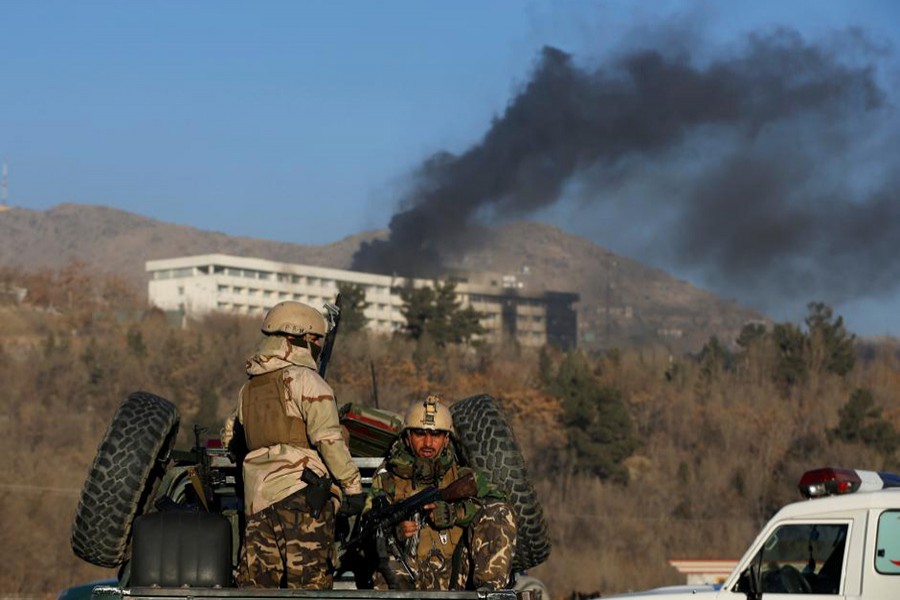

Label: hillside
[0,203,763,350]
[452,221,763,350]
[1,291,895,598]
[0,204,375,288]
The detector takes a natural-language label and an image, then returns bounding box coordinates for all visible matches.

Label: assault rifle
[318,293,342,379]
[341,472,479,589]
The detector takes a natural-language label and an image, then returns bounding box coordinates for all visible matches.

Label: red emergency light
[799,467,900,499]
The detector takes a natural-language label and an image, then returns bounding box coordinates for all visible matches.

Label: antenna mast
[1,162,7,207]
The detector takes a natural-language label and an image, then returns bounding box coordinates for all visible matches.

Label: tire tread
[71,392,180,567]
[450,394,551,571]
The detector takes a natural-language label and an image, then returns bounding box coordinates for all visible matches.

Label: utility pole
[605,258,617,345]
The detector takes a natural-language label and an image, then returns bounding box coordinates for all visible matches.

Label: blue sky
[2,1,900,336]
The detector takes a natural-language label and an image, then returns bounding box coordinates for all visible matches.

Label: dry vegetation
[1,263,898,598]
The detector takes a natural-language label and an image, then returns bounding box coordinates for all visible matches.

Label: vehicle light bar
[799,467,900,498]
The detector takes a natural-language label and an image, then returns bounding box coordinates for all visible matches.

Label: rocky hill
[0,203,763,351]
[0,204,374,284]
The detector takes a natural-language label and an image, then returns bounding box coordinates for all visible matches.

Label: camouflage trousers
[236,489,335,589]
[375,501,517,591]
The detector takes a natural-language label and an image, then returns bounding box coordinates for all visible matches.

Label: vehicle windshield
[752,523,848,595]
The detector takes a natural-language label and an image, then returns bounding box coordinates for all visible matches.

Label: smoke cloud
[352,27,899,313]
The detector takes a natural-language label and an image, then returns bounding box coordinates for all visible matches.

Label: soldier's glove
[429,500,457,530]
[339,493,367,516]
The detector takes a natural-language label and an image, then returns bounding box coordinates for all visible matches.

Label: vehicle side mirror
[735,565,761,600]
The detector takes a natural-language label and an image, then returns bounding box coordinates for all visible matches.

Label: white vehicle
[607,468,900,599]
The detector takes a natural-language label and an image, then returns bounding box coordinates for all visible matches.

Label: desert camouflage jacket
[223,335,361,515]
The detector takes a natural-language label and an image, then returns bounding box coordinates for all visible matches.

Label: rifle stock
[438,471,477,502]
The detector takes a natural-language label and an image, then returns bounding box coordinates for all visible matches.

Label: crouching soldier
[367,395,517,590]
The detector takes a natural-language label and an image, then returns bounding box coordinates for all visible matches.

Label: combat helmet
[403,394,454,435]
[261,301,328,338]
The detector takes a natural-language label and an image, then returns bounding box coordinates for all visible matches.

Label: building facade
[146,254,578,348]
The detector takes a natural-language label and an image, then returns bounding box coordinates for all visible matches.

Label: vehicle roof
[772,488,900,519]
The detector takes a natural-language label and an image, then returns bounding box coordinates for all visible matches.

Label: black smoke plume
[352,28,898,312]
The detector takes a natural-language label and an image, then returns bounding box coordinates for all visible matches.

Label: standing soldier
[367,395,517,590]
[224,301,364,588]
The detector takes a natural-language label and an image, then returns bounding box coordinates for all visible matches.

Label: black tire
[71,392,180,568]
[450,394,551,571]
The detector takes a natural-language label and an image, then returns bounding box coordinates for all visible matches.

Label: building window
[154,267,194,280]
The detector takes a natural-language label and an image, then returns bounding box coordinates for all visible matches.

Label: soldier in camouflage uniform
[366,395,517,591]
[223,301,365,589]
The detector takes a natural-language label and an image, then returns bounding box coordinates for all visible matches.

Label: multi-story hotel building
[146,254,578,348]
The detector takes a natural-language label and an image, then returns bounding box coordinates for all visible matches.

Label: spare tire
[71,392,180,567]
[450,394,550,571]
